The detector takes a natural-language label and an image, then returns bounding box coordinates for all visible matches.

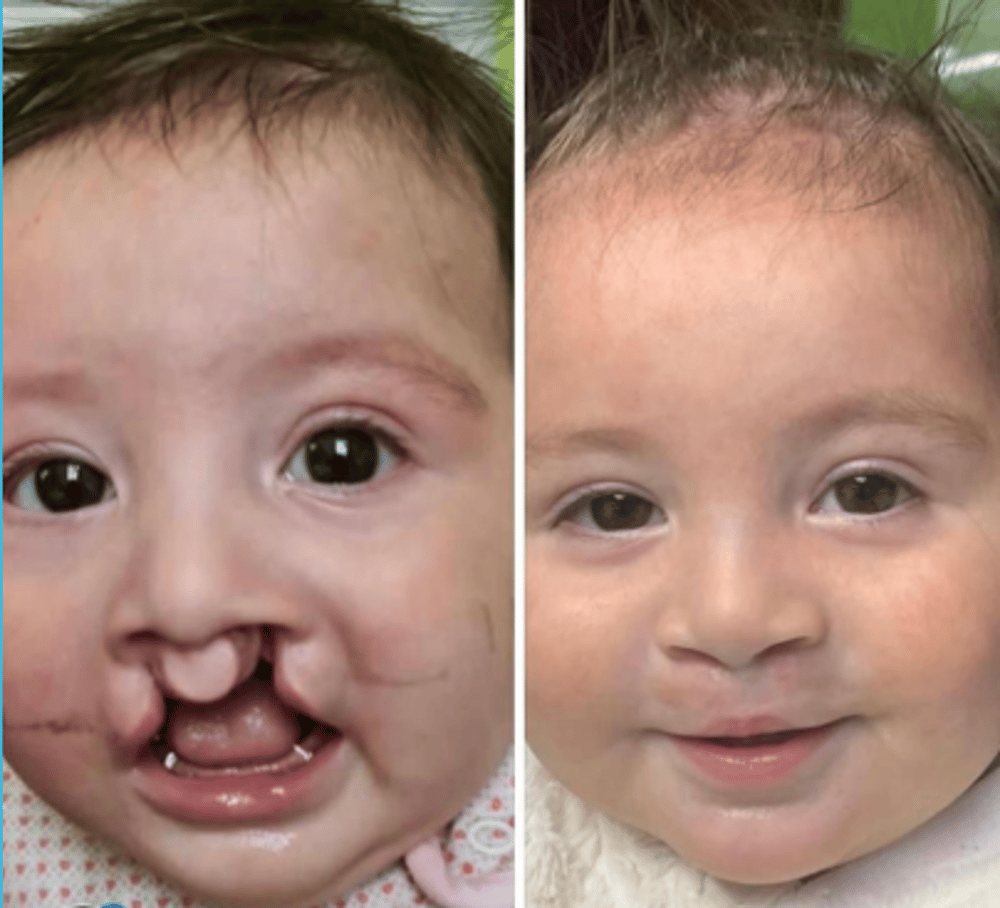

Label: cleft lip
[118,656,339,768]
[115,701,168,765]
[146,671,340,777]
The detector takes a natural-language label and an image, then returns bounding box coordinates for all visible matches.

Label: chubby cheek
[2,576,102,723]
[3,584,114,827]
[526,551,644,759]
[329,504,511,777]
[342,504,506,673]
[839,527,1000,756]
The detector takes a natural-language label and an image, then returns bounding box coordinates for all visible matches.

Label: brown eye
[5,458,113,513]
[284,426,402,486]
[563,491,664,533]
[822,472,917,516]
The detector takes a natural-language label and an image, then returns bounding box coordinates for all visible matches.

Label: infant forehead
[6,123,508,361]
[529,126,998,372]
[530,121,991,279]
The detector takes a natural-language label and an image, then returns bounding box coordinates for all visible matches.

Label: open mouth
[672,721,843,787]
[145,660,339,780]
[701,730,806,748]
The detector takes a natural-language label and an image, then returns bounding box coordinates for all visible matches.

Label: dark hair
[4,0,512,298]
[528,0,1000,350]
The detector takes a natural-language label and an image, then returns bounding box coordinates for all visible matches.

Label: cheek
[2,578,100,720]
[2,584,112,819]
[526,553,645,749]
[348,510,505,671]
[348,516,511,784]
[840,534,1000,726]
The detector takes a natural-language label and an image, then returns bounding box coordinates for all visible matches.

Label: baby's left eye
[813,472,919,517]
[283,425,403,487]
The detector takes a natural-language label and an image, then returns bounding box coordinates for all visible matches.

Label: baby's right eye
[558,491,666,534]
[4,458,115,514]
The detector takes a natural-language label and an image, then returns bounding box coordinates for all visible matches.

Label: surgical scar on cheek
[479,599,501,654]
[3,715,98,735]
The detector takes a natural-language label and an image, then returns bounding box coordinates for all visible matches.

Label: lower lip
[131,734,346,824]
[672,722,841,787]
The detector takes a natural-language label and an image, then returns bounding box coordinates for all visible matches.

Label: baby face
[3,127,511,905]
[526,160,1000,884]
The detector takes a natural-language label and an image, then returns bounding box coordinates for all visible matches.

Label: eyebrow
[4,334,489,415]
[3,369,99,405]
[243,332,488,414]
[525,391,991,465]
[526,426,659,464]
[786,391,992,451]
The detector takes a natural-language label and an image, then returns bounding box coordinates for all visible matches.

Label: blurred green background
[3,0,515,105]
[493,0,513,105]
[845,0,999,112]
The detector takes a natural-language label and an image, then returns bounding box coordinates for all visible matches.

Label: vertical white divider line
[512,0,527,904]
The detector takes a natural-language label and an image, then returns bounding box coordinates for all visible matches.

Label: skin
[526,155,1000,885]
[3,126,512,907]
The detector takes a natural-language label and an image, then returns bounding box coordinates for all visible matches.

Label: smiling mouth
[671,720,844,787]
[145,661,339,780]
[700,730,807,748]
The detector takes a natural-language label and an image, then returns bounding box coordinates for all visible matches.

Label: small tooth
[293,744,313,762]
[164,751,178,771]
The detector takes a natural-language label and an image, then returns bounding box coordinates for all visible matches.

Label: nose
[110,483,280,702]
[657,515,827,670]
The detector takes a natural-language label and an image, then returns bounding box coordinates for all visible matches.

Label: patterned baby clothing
[3,750,513,908]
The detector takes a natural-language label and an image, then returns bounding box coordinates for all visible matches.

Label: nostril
[666,645,728,668]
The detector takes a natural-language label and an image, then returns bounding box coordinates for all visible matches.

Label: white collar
[527,752,1000,908]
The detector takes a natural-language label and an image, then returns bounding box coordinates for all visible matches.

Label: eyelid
[3,443,116,515]
[3,441,107,488]
[277,406,414,470]
[550,482,665,528]
[276,409,413,494]
[808,461,925,519]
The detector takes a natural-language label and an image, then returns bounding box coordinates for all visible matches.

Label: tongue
[165,677,302,767]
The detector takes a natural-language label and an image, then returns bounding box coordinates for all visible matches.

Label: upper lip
[679,715,826,739]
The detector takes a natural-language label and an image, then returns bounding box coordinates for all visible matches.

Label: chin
[125,835,367,908]
[668,822,849,887]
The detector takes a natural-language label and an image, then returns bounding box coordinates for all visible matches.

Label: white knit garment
[526,751,1000,908]
[3,751,513,908]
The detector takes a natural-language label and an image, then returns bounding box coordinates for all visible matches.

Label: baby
[525,3,1000,907]
[3,1,512,907]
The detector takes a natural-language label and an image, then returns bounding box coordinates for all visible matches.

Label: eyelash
[549,466,925,537]
[552,485,666,536]
[279,416,410,492]
[3,415,412,517]
[809,467,924,521]
[3,443,116,516]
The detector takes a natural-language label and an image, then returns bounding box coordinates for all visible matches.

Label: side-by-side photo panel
[8,0,1000,905]
[3,2,514,907]
[525,0,1000,906]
